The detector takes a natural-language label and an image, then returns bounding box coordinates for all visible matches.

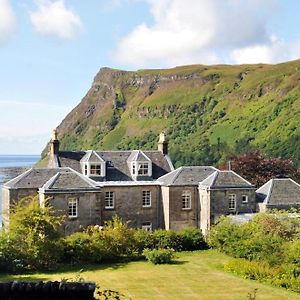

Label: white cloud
[231,35,300,64]
[114,0,300,67]
[30,0,83,40]
[0,0,16,43]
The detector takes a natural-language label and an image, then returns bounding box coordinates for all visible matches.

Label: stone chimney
[158,131,168,155]
[50,129,60,156]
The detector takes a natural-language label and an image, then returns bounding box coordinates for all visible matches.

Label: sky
[0,0,300,154]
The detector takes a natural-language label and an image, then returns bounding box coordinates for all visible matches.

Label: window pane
[138,163,148,175]
[242,195,248,203]
[142,222,152,232]
[229,194,236,210]
[182,190,191,209]
[90,164,101,175]
[105,191,114,208]
[142,191,151,207]
[68,198,77,217]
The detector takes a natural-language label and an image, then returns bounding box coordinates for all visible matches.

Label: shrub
[142,248,175,264]
[285,240,300,266]
[224,258,279,282]
[0,232,19,272]
[180,227,207,250]
[209,215,285,265]
[8,196,64,271]
[64,232,93,263]
[153,229,183,251]
[133,229,156,254]
[89,216,136,261]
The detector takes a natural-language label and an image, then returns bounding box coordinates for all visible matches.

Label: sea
[0,155,40,225]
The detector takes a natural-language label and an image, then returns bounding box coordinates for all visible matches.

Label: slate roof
[55,150,173,181]
[158,166,218,186]
[41,168,99,192]
[80,150,104,163]
[127,150,151,162]
[256,178,300,205]
[3,168,63,189]
[199,170,255,189]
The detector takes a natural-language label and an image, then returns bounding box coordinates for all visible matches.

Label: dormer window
[90,164,101,176]
[131,162,151,177]
[83,163,103,177]
[80,150,105,178]
[138,163,149,175]
[128,150,152,178]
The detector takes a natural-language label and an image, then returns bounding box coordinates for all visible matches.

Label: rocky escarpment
[42,60,300,167]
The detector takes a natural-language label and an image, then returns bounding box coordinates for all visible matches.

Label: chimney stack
[50,129,60,156]
[158,131,168,155]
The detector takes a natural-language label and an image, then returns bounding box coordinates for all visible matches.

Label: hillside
[42,60,300,167]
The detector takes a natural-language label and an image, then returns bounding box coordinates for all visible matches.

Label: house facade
[4,131,296,235]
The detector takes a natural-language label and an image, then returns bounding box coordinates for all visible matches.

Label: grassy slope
[1,250,299,300]
[47,60,300,166]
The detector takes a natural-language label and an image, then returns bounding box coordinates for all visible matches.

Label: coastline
[0,167,29,186]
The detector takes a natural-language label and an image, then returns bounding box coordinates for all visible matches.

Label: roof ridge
[229,170,254,186]
[42,172,61,190]
[211,170,219,186]
[265,179,274,204]
[67,167,99,188]
[3,168,33,187]
[171,167,183,184]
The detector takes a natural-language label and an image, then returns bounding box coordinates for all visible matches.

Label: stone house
[158,166,217,230]
[1,130,266,234]
[199,170,257,235]
[256,178,300,212]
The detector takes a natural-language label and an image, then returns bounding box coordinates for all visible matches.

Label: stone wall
[44,191,101,235]
[210,189,256,223]
[101,185,162,230]
[165,186,199,231]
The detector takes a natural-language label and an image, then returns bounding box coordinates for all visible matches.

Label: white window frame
[82,162,105,177]
[229,194,236,211]
[142,191,151,207]
[182,190,192,210]
[242,195,248,203]
[105,191,115,209]
[142,222,152,232]
[138,163,149,175]
[90,164,101,176]
[68,197,78,218]
[132,162,136,175]
[131,162,152,177]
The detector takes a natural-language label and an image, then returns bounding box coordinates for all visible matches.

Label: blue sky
[0,0,300,154]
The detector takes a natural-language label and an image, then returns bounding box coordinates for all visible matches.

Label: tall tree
[220,151,300,187]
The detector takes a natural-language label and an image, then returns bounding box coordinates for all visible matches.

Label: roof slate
[3,168,63,189]
[256,178,300,205]
[158,166,217,186]
[56,150,172,181]
[80,150,104,163]
[200,170,254,188]
[127,150,151,162]
[42,168,98,191]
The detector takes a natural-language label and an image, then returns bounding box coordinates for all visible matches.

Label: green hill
[42,60,300,167]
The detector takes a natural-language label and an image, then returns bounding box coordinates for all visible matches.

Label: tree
[220,151,300,187]
[8,196,64,270]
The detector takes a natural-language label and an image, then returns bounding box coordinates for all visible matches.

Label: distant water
[0,155,40,168]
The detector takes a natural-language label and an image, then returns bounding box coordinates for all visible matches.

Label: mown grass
[1,250,299,300]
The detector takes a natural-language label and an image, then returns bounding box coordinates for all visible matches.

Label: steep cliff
[42,60,300,167]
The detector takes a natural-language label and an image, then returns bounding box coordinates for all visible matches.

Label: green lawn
[1,250,299,300]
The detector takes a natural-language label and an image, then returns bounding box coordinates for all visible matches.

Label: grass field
[1,250,299,300]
